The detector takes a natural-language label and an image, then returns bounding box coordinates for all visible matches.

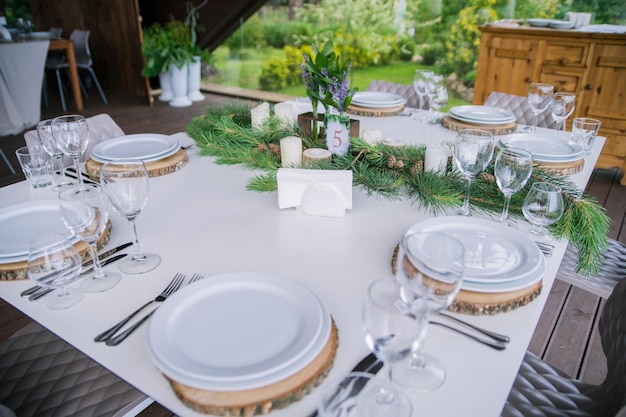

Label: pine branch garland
[186,103,609,275]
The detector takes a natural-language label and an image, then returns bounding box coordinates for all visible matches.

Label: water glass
[522,182,564,242]
[28,233,84,310]
[51,115,90,185]
[37,119,74,191]
[15,145,53,188]
[494,148,533,227]
[572,117,601,155]
[527,83,553,132]
[551,92,576,131]
[452,128,494,216]
[412,69,434,122]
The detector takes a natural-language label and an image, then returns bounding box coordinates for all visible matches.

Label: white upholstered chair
[483,91,557,129]
[24,113,124,165]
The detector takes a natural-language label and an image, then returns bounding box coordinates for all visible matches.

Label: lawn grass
[206,46,470,109]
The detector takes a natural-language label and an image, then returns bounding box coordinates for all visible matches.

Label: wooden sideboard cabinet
[474,25,626,184]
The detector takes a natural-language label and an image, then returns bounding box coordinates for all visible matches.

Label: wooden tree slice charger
[0,220,113,281]
[391,244,542,315]
[85,148,189,181]
[167,320,338,417]
[345,103,405,117]
[441,115,518,135]
[534,159,584,177]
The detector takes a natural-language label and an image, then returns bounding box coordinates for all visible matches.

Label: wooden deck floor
[0,89,624,415]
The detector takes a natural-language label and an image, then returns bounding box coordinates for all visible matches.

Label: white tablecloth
[0,40,49,136]
[0,112,605,416]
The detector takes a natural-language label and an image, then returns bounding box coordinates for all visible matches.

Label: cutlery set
[95,273,205,346]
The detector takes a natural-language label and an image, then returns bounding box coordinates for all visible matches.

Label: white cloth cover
[0,40,50,135]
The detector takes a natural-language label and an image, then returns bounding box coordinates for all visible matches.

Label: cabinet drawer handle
[585,84,593,90]
[559,58,568,65]
[524,77,532,83]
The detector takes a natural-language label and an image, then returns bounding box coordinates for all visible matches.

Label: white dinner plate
[90,134,179,163]
[351,92,406,108]
[550,20,574,29]
[448,113,516,126]
[148,272,331,391]
[406,216,544,286]
[449,105,516,123]
[527,18,553,27]
[0,200,76,261]
[500,133,584,162]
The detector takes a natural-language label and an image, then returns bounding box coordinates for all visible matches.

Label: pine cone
[481,172,495,183]
[394,160,405,169]
[410,160,423,176]
[387,155,397,168]
[255,143,269,153]
[268,143,281,156]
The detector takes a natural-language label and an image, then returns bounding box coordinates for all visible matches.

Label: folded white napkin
[276,168,353,217]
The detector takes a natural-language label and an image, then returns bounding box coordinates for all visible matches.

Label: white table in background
[0,114,605,417]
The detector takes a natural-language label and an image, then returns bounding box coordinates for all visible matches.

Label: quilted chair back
[24,113,124,165]
[484,92,558,129]
[366,80,420,108]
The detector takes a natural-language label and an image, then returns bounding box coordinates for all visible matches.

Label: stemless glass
[394,231,465,393]
[58,184,121,292]
[550,92,576,131]
[51,115,89,185]
[361,278,417,417]
[100,161,161,274]
[522,182,564,242]
[527,83,554,132]
[572,117,601,155]
[452,128,495,216]
[27,233,84,310]
[494,148,534,227]
[412,69,434,120]
[37,119,74,191]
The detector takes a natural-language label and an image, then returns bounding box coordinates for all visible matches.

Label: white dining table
[0,107,605,417]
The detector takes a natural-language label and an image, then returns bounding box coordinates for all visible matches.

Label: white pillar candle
[425,143,451,171]
[382,138,406,148]
[251,102,270,129]
[302,148,332,166]
[361,128,382,145]
[280,136,303,167]
[274,103,294,126]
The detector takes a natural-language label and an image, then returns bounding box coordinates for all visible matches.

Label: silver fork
[95,273,185,344]
[188,273,205,284]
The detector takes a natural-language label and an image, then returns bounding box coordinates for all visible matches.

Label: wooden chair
[0,321,150,417]
[501,276,626,417]
[483,91,557,129]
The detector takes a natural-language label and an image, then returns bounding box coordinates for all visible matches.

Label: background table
[0,117,605,416]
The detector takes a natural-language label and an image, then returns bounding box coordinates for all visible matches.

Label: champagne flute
[412,69,434,121]
[361,278,417,417]
[522,182,564,242]
[58,183,121,292]
[572,117,601,156]
[550,92,576,132]
[394,231,465,393]
[494,148,534,227]
[51,115,89,185]
[452,128,495,216]
[27,233,84,310]
[527,83,554,132]
[37,119,75,191]
[100,161,161,274]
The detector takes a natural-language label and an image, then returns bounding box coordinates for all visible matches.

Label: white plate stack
[448,105,516,125]
[350,92,406,109]
[90,134,180,163]
[500,133,584,163]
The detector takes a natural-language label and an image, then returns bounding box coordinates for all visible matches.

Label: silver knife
[28,253,128,301]
[20,242,132,297]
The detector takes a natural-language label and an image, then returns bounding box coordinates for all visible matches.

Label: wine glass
[551,92,576,131]
[426,74,445,122]
[37,119,75,191]
[100,161,161,274]
[58,183,121,293]
[27,233,84,310]
[361,278,418,416]
[494,148,534,227]
[527,83,554,133]
[572,117,601,155]
[452,128,495,216]
[430,84,448,123]
[51,115,89,185]
[412,69,434,121]
[317,372,411,417]
[522,182,564,242]
[394,231,465,393]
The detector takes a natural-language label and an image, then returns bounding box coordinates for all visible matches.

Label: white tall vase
[187,56,205,102]
[168,62,192,108]
[158,71,173,102]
